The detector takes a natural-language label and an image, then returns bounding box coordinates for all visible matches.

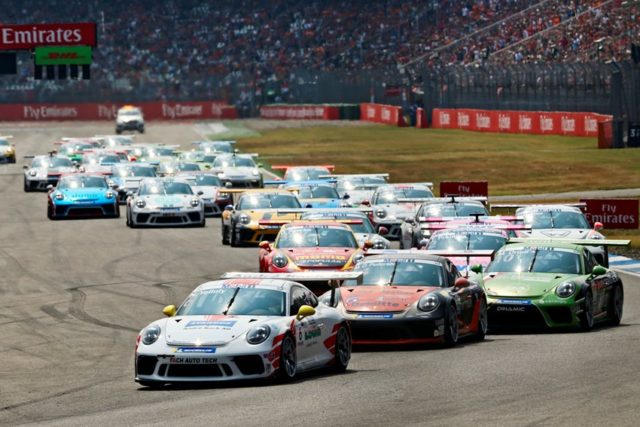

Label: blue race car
[47,174,120,219]
[284,181,348,209]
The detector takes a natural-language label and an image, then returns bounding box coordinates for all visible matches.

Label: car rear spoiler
[320,173,389,179]
[491,203,587,212]
[221,271,363,302]
[0,135,14,139]
[397,197,435,204]
[422,223,530,232]
[508,238,630,246]
[271,165,336,172]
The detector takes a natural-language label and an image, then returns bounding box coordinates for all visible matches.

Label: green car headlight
[555,281,576,298]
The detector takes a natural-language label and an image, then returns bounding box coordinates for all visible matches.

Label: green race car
[482,239,629,331]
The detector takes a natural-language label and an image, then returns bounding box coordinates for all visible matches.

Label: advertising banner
[260,104,339,120]
[0,23,97,50]
[439,181,489,198]
[581,199,639,229]
[360,103,405,126]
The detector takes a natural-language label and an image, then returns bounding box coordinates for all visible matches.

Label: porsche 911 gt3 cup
[285,182,348,209]
[369,183,434,240]
[110,163,157,204]
[299,209,391,249]
[212,153,263,188]
[23,154,77,192]
[47,174,120,219]
[135,274,354,386]
[126,178,205,227]
[178,171,230,216]
[333,174,389,206]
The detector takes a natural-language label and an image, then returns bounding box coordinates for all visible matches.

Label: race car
[399,197,490,248]
[156,161,202,177]
[321,251,487,346]
[211,153,263,188]
[483,238,629,330]
[134,273,353,386]
[266,165,335,187]
[299,209,391,249]
[193,140,236,155]
[109,163,157,204]
[126,177,205,227]
[221,189,301,246]
[333,173,389,206]
[95,134,134,148]
[47,174,119,219]
[0,136,16,163]
[178,171,230,217]
[23,154,77,192]
[285,182,348,209]
[368,183,434,240]
[179,151,217,168]
[78,152,122,174]
[116,105,145,134]
[56,140,96,164]
[258,221,367,281]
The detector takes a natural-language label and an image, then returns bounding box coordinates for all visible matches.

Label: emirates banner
[581,199,639,229]
[260,105,340,120]
[360,103,406,127]
[0,101,237,121]
[431,108,612,137]
[0,23,97,50]
[439,181,489,198]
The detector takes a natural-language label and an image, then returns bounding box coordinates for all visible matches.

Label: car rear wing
[271,165,336,172]
[508,238,630,246]
[422,223,530,232]
[321,173,389,179]
[0,135,14,139]
[397,197,436,204]
[491,203,587,212]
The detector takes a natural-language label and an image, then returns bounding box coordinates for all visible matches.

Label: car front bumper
[131,207,204,226]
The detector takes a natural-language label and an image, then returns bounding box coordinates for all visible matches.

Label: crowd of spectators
[0,0,638,104]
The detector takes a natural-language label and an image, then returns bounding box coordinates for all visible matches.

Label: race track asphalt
[1,122,639,426]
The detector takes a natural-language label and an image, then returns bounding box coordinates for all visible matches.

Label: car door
[290,286,325,370]
[584,249,608,316]
[290,286,313,368]
[447,260,474,332]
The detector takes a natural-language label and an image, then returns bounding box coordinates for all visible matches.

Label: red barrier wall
[260,105,340,120]
[360,103,406,127]
[0,101,236,121]
[431,108,612,137]
[581,199,639,229]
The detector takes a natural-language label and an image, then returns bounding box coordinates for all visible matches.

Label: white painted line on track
[610,254,640,277]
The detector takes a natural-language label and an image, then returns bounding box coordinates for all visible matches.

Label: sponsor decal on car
[357,313,393,319]
[496,299,532,305]
[175,347,217,353]
[184,320,237,329]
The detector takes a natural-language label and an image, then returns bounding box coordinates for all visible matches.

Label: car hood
[527,229,595,239]
[484,272,574,298]
[58,187,108,200]
[340,286,439,312]
[375,203,417,220]
[141,194,193,208]
[114,176,144,189]
[219,167,258,178]
[192,186,218,199]
[282,247,356,267]
[244,210,298,224]
[163,315,274,346]
[355,233,389,248]
[341,190,374,204]
[300,198,342,209]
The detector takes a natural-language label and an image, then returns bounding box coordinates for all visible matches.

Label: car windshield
[188,175,222,186]
[237,194,300,209]
[374,188,433,204]
[0,140,9,146]
[276,226,358,248]
[213,156,256,168]
[113,165,156,177]
[301,214,375,234]
[33,157,73,168]
[522,210,591,229]
[297,186,339,199]
[486,246,581,274]
[201,143,232,153]
[177,287,286,316]
[58,176,107,189]
[103,136,132,146]
[419,203,488,218]
[176,163,200,171]
[145,148,174,157]
[286,168,330,182]
[427,231,507,251]
[139,181,193,195]
[119,109,140,117]
[98,155,121,164]
[347,259,445,286]
[337,177,386,192]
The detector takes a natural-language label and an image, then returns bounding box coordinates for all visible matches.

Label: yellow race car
[0,136,16,164]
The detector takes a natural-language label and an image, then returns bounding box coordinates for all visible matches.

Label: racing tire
[230,224,239,247]
[137,380,164,389]
[330,325,351,373]
[139,127,145,134]
[197,217,206,228]
[276,335,297,382]
[115,128,122,135]
[607,284,624,326]
[579,290,594,331]
[126,210,138,228]
[475,298,488,341]
[442,304,459,347]
[47,204,55,220]
[221,223,230,245]
[114,204,120,218]
[24,178,32,192]
[9,157,16,164]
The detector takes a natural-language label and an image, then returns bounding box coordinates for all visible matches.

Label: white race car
[126,177,205,227]
[135,272,356,386]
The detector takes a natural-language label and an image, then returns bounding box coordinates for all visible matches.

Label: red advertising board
[0,101,236,121]
[260,105,339,120]
[581,199,639,229]
[439,181,489,198]
[360,103,405,126]
[0,23,97,50]
[430,108,612,138]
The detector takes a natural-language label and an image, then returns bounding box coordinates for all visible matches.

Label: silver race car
[23,154,77,192]
[368,183,434,240]
[211,153,263,188]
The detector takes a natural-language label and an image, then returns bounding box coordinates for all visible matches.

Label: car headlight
[252,169,260,176]
[135,199,146,208]
[106,191,115,199]
[375,208,387,218]
[352,253,365,264]
[273,253,288,268]
[55,192,64,200]
[418,292,440,312]
[555,281,576,298]
[28,169,37,177]
[217,172,225,178]
[107,179,115,187]
[141,325,161,345]
[246,325,271,344]
[239,214,250,224]
[190,197,200,207]
[373,239,386,249]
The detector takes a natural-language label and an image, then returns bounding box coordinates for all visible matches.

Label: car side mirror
[162,305,177,317]
[361,199,371,207]
[110,184,119,190]
[418,238,429,248]
[454,277,470,288]
[342,193,350,200]
[224,205,234,212]
[296,305,316,320]
[46,184,54,191]
[258,241,272,251]
[378,226,389,236]
[126,191,134,197]
[594,222,603,231]
[23,165,28,170]
[197,190,204,196]
[405,218,415,225]
[470,264,483,274]
[592,265,607,276]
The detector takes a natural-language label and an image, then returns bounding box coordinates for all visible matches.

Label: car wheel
[276,335,297,382]
[221,223,230,245]
[230,224,239,247]
[579,290,594,331]
[9,157,16,164]
[24,178,32,192]
[137,380,164,389]
[475,298,488,341]
[331,325,351,373]
[443,304,459,347]
[607,285,624,326]
[198,217,206,228]
[47,203,54,220]
[114,204,120,218]
[116,129,122,134]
